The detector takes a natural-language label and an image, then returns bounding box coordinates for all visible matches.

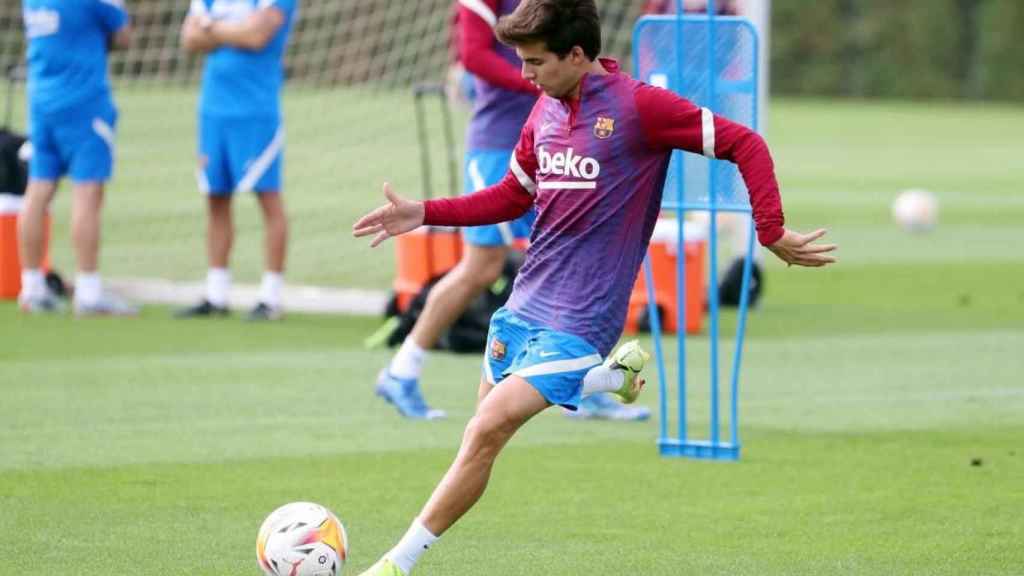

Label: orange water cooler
[391,226,463,312]
[625,218,707,335]
[0,194,50,300]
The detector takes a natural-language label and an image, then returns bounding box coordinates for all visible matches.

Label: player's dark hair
[495,0,601,60]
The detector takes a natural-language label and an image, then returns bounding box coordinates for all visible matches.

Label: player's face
[516,42,588,99]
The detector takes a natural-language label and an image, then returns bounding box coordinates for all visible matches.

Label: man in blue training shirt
[18,0,135,315]
[177,0,296,321]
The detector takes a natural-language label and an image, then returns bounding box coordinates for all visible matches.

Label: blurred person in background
[373,0,538,421]
[18,0,135,315]
[177,0,296,321]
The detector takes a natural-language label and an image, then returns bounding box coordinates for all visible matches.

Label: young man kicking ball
[352,1,836,573]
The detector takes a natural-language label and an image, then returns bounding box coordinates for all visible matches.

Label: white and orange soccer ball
[257,502,349,576]
[892,188,939,233]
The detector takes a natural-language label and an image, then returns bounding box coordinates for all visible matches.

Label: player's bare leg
[376,244,506,420]
[70,182,103,273]
[17,180,60,312]
[68,182,136,315]
[477,375,496,407]
[176,194,233,318]
[360,375,549,576]
[207,195,233,270]
[257,191,288,274]
[409,243,506,348]
[249,191,288,320]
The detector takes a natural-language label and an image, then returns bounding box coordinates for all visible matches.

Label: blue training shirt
[190,0,296,119]
[22,0,129,117]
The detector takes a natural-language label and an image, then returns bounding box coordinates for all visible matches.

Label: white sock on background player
[206,267,231,307]
[390,339,426,380]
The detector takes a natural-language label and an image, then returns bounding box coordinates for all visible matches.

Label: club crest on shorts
[593,116,615,139]
[490,338,507,361]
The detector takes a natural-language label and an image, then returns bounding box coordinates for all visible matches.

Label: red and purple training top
[424,59,784,355]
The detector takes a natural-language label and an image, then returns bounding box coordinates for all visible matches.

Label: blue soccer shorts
[198,114,283,196]
[482,307,602,410]
[29,97,118,183]
[462,149,535,247]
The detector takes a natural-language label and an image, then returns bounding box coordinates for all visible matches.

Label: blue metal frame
[633,1,760,461]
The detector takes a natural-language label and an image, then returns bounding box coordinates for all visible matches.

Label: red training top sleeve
[458,0,540,95]
[424,104,540,226]
[634,83,785,246]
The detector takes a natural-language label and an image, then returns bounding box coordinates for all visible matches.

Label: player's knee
[463,413,512,457]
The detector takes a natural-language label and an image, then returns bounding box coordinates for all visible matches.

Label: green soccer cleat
[357,558,407,576]
[606,339,650,404]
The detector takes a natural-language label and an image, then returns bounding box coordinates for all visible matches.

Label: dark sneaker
[245,302,282,321]
[175,299,229,318]
[374,369,446,420]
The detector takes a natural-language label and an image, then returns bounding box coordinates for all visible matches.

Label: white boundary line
[105,277,388,316]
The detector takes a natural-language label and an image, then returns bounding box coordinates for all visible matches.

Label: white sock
[20,269,46,300]
[386,519,438,574]
[206,268,230,307]
[581,364,624,396]
[258,271,284,308]
[75,272,102,306]
[389,339,427,380]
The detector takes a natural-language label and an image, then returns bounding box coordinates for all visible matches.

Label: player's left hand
[767,228,837,267]
[352,182,425,247]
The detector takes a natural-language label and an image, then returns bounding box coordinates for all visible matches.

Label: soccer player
[176,0,296,321]
[18,0,135,315]
[352,1,836,573]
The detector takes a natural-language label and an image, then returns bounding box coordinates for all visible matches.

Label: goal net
[0,1,644,87]
[0,1,763,312]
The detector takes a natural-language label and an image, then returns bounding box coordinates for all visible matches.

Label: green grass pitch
[1,87,1022,574]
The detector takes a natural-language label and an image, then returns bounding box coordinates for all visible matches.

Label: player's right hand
[767,228,838,268]
[352,182,425,247]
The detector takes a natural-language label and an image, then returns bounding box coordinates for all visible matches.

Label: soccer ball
[257,502,349,576]
[891,188,938,233]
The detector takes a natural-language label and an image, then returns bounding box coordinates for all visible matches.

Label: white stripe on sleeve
[509,153,537,195]
[701,107,716,159]
[459,0,498,28]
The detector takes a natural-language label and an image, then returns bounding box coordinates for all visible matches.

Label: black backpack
[0,128,27,196]
[382,251,523,354]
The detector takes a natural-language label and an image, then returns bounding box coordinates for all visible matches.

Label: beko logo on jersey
[24,9,60,38]
[537,146,601,188]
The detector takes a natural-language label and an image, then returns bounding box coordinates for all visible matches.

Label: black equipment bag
[385,251,522,354]
[1,64,28,196]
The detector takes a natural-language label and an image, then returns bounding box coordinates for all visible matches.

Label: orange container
[0,195,50,300]
[625,219,706,335]
[392,226,463,312]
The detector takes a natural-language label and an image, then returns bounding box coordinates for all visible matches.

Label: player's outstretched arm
[352,183,426,248]
[767,228,837,268]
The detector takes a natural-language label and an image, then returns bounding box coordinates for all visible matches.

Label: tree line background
[1,0,1022,101]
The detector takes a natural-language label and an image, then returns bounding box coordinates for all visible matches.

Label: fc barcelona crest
[490,338,507,361]
[593,116,615,139]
